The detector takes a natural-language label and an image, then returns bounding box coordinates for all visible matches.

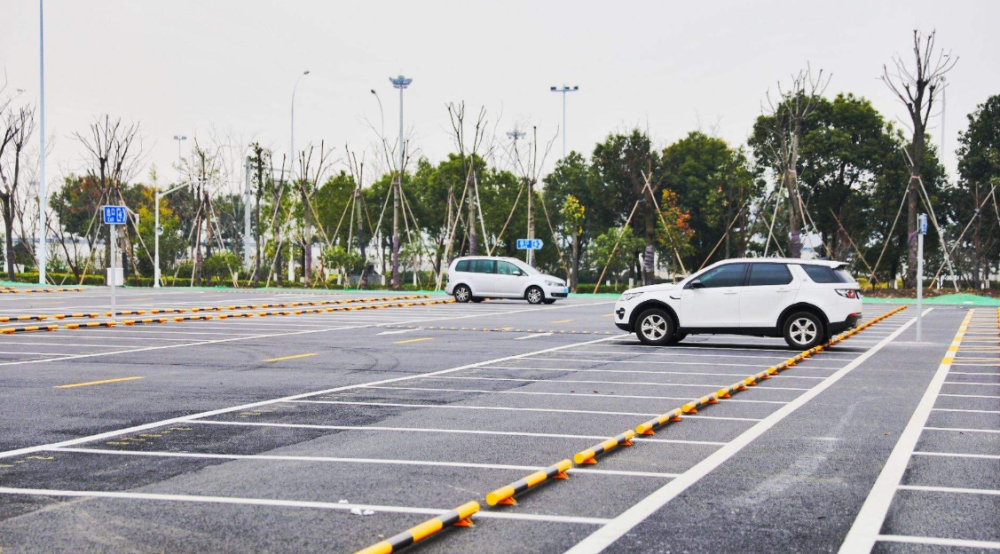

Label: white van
[445,256,568,304]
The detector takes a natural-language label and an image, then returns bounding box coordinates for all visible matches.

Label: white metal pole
[154,193,160,288]
[110,224,116,321]
[244,157,251,268]
[561,89,567,160]
[916,215,924,341]
[289,71,307,283]
[37,0,46,285]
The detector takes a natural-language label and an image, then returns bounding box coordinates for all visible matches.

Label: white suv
[446,256,568,304]
[613,258,862,349]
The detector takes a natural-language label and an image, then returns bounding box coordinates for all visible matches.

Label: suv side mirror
[689,279,704,289]
[514,269,524,276]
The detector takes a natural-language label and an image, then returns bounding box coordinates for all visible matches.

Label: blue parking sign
[103,205,127,225]
[516,238,543,250]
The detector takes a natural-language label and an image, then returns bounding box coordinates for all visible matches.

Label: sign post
[103,206,126,321]
[516,239,543,252]
[916,213,927,341]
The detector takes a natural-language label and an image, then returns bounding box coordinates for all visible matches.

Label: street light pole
[550,85,579,159]
[37,0,46,285]
[389,74,412,289]
[288,70,309,283]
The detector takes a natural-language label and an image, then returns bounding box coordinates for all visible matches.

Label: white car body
[613,258,863,349]
[445,256,568,304]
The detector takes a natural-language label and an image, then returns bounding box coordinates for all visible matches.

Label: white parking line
[359,385,789,405]
[515,332,554,340]
[482,365,827,380]
[0,486,609,525]
[898,484,1000,496]
[876,535,1000,550]
[52,447,679,478]
[435,375,811,391]
[289,399,763,422]
[192,419,726,445]
[564,308,920,554]
[924,426,1000,434]
[913,451,1000,460]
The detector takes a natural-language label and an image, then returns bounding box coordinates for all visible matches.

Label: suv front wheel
[783,311,825,350]
[635,308,675,346]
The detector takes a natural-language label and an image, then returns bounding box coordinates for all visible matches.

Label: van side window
[748,263,792,286]
[497,261,520,275]
[471,260,496,274]
[455,260,470,272]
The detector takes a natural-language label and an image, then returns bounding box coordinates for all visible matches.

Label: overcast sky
[2,0,998,192]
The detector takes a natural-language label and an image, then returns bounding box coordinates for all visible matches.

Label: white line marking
[943,381,1000,386]
[877,535,1000,550]
[924,426,1000,434]
[435,375,810,391]
[838,308,965,554]
[898,484,1000,496]
[52,447,678,478]
[0,333,620,459]
[0,486,608,525]
[484,364,827,380]
[377,329,419,336]
[515,332,554,340]
[561,349,855,360]
[913,451,1000,460]
[360,385,788,405]
[290,399,763,422]
[520,357,842,370]
[940,393,1000,399]
[932,408,1000,414]
[192,419,726,446]
[563,308,920,554]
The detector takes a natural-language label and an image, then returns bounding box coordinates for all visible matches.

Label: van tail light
[835,289,859,299]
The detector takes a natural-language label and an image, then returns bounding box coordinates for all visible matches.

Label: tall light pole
[389,74,412,289]
[289,70,310,283]
[173,135,186,181]
[550,85,579,159]
[37,0,46,285]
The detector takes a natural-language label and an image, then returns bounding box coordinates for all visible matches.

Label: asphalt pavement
[0,286,994,554]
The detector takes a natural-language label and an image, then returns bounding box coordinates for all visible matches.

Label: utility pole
[390,74,412,289]
[290,70,310,284]
[550,85,579,159]
[37,0,46,285]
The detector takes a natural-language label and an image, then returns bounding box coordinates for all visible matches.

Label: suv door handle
[723,290,739,295]
[775,288,790,293]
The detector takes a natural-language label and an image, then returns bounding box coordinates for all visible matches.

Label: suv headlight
[544,280,563,287]
[619,292,643,301]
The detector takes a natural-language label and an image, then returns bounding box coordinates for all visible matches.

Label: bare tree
[248,143,269,286]
[762,66,830,258]
[882,30,957,286]
[0,105,36,280]
[296,141,334,285]
[74,116,144,284]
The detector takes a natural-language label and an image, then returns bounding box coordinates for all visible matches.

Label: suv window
[696,263,748,288]
[455,260,470,272]
[748,263,792,286]
[471,259,496,274]
[497,261,521,275]
[802,265,846,283]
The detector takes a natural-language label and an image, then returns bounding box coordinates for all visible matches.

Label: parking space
[0,288,953,554]
[842,308,1000,553]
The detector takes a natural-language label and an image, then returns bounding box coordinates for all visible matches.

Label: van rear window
[802,265,848,283]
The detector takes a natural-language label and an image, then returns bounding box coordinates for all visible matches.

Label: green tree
[954,94,1000,288]
[560,195,585,290]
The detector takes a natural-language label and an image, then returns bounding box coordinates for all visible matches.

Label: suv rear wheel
[635,308,675,346]
[783,311,825,349]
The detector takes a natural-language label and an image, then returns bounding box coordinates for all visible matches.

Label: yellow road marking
[552,319,574,324]
[56,376,144,389]
[395,337,434,345]
[601,313,614,317]
[264,352,318,363]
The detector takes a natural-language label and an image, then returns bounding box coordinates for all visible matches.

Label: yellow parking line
[264,353,318,363]
[395,337,434,345]
[552,319,574,324]
[601,313,614,317]
[56,376,144,389]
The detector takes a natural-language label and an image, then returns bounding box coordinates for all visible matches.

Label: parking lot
[0,288,995,553]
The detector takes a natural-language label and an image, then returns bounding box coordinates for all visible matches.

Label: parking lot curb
[353,501,479,554]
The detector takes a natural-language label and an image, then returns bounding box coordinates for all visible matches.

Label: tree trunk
[391,175,400,289]
[643,187,656,285]
[2,197,14,281]
[570,231,579,291]
[467,174,478,256]
[356,189,368,289]
[905,131,924,287]
[787,166,802,258]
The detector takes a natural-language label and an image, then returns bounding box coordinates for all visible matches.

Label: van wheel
[636,308,675,346]
[525,286,545,305]
[453,285,472,303]
[783,312,825,349]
